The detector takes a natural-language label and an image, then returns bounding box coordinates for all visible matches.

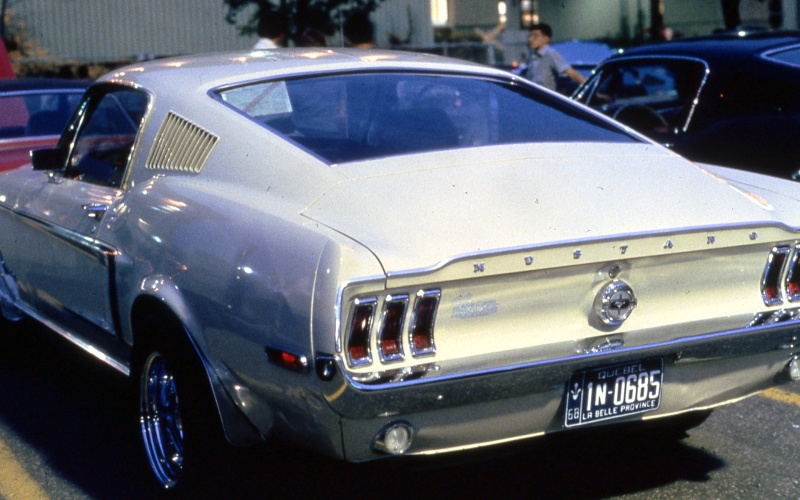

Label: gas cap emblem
[594,280,638,326]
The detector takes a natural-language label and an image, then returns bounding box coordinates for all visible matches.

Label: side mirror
[30,148,65,171]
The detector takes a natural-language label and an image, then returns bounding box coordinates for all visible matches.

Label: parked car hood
[301,143,797,273]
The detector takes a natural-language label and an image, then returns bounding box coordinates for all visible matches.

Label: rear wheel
[134,315,227,493]
[139,349,185,489]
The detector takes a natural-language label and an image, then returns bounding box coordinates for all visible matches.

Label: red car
[0,78,89,171]
[0,40,12,78]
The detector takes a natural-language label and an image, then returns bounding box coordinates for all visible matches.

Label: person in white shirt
[253,14,285,49]
[524,23,585,91]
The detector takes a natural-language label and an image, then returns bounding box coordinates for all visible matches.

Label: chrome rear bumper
[322,321,799,461]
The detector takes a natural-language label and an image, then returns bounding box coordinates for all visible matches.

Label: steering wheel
[612,104,668,133]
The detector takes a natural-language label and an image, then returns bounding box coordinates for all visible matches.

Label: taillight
[378,295,408,362]
[409,290,440,357]
[762,246,790,306]
[787,246,800,301]
[347,298,376,365]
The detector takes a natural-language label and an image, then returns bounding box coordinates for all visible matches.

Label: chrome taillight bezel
[762,246,791,306]
[377,294,409,363]
[409,289,440,357]
[343,288,441,369]
[786,245,800,302]
[347,297,377,366]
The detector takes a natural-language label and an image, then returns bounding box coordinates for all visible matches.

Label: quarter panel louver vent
[145,112,219,174]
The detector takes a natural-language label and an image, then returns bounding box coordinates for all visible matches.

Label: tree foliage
[224,0,385,43]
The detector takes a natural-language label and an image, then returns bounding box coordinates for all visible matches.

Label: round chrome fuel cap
[594,280,638,326]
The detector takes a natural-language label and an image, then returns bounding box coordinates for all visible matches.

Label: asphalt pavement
[0,321,798,499]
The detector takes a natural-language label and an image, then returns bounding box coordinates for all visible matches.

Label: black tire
[0,302,27,335]
[134,315,228,494]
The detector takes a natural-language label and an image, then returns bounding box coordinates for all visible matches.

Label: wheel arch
[130,294,266,447]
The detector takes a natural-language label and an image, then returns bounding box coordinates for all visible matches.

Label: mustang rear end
[323,226,799,460]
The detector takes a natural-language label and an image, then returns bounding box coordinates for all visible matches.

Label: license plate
[564,357,663,427]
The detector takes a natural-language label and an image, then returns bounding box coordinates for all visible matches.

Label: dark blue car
[573,31,800,180]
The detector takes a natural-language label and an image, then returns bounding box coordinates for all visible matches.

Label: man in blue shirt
[525,23,585,92]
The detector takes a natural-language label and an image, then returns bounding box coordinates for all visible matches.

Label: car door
[6,84,147,338]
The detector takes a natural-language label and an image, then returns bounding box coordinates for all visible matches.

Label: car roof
[101,48,518,92]
[612,31,800,63]
[0,77,91,93]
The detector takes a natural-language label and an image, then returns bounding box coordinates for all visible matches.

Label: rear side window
[217,72,636,164]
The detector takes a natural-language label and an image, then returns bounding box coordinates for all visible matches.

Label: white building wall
[372,0,435,47]
[9,0,254,61]
[6,0,800,63]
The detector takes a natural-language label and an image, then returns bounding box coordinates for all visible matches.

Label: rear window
[217,72,636,163]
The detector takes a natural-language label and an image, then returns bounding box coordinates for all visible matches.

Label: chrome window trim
[761,43,800,69]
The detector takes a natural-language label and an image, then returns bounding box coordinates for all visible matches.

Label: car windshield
[217,72,637,163]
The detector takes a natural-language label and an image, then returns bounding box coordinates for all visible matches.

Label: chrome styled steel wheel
[140,350,185,489]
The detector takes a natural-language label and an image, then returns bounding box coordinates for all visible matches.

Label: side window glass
[66,88,147,188]
[579,60,706,137]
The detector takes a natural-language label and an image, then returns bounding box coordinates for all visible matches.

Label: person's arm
[564,66,586,85]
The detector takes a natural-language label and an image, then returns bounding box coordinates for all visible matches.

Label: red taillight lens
[348,299,376,365]
[410,290,440,356]
[762,247,790,305]
[787,247,800,300]
[379,296,407,362]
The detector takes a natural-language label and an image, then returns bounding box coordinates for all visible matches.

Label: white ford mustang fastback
[0,48,798,491]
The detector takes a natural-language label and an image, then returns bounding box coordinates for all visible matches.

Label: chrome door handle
[82,203,108,219]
